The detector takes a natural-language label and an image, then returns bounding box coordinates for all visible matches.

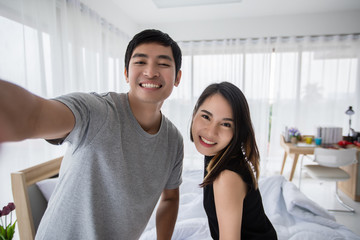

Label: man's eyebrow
[132,53,147,58]
[132,53,173,61]
[200,109,233,121]
[158,55,173,61]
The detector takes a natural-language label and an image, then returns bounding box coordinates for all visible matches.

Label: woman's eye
[201,115,210,120]
[222,123,232,128]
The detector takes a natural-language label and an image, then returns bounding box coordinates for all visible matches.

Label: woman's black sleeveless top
[203,156,277,239]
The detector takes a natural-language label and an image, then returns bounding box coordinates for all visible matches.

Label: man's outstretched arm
[0,79,75,142]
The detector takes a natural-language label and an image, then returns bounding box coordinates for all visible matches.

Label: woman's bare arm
[213,170,247,240]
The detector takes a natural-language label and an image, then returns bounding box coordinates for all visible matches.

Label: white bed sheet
[36,170,360,239]
[140,170,360,240]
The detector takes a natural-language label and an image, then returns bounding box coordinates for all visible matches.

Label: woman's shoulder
[216,169,244,184]
[225,157,254,186]
[213,169,247,195]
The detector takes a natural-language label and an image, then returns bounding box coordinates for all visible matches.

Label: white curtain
[0,0,130,210]
[163,35,360,174]
[268,35,360,172]
[1,0,360,216]
[163,39,273,170]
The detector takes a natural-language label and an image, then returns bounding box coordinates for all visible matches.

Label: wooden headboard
[11,156,62,240]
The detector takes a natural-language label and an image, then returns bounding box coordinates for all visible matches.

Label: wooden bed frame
[11,156,62,240]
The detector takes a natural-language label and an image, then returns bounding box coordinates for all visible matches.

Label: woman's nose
[206,122,218,137]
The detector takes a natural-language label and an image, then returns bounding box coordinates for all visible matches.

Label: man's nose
[143,64,160,78]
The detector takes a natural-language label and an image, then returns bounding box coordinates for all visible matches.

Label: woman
[190,82,277,239]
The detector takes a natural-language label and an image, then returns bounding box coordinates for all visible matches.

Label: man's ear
[174,70,182,87]
[124,68,129,83]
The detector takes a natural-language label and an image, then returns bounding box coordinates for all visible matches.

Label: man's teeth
[201,137,215,145]
[141,83,160,88]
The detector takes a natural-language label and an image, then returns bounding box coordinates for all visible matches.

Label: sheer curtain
[0,0,130,210]
[268,35,360,173]
[163,39,273,170]
[163,34,360,174]
[1,0,360,214]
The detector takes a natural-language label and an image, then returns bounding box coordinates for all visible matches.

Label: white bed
[140,170,360,240]
[13,157,360,240]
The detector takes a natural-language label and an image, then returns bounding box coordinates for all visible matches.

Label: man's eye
[134,61,145,65]
[159,63,170,67]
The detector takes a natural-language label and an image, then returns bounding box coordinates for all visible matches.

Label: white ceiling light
[152,0,241,8]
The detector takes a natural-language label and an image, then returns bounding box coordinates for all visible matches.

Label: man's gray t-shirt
[35,92,183,240]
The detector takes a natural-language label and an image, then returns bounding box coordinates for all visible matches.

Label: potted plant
[0,203,17,240]
[289,127,301,144]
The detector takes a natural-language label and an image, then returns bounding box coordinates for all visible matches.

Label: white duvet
[37,169,360,239]
[140,170,360,240]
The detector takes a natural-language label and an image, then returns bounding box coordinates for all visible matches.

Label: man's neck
[128,95,163,134]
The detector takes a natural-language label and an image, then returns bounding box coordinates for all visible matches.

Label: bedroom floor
[265,162,360,237]
[296,175,360,237]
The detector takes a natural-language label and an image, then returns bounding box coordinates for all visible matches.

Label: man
[0,29,183,239]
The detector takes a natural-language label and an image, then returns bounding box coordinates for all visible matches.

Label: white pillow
[36,178,58,201]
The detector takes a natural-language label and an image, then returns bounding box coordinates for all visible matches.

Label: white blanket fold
[36,170,360,240]
[259,175,360,240]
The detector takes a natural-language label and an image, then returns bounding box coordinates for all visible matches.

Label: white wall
[80,0,360,41]
[142,10,360,41]
[82,0,139,37]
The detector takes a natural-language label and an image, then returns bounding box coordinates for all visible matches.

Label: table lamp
[345,106,355,137]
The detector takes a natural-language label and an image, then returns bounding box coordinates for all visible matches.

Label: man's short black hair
[125,29,182,78]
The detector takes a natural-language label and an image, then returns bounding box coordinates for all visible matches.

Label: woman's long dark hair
[190,82,260,188]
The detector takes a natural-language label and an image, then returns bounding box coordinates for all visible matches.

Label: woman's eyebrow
[200,109,212,116]
[200,109,233,121]
[223,117,234,122]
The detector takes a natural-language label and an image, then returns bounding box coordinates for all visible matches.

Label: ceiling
[111,0,360,25]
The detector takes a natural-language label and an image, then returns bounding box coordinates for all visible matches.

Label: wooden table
[280,135,315,181]
[280,135,360,201]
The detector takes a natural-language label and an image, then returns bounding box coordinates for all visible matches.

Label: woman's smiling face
[191,93,234,156]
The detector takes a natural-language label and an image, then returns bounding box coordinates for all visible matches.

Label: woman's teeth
[201,137,215,145]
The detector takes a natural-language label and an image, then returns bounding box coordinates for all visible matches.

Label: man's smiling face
[125,42,181,106]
